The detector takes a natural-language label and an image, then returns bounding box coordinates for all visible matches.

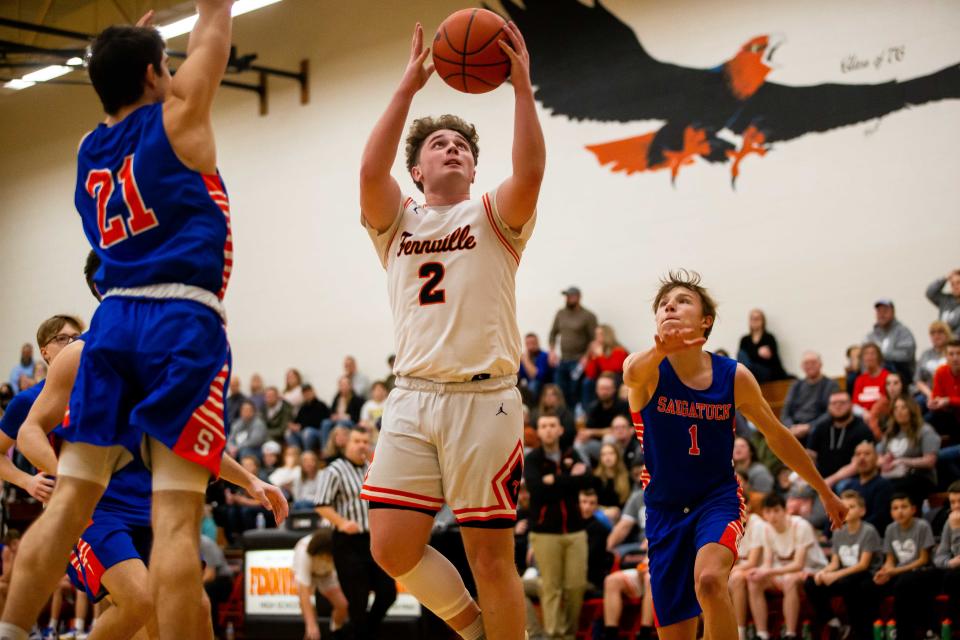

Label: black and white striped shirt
[315,458,369,532]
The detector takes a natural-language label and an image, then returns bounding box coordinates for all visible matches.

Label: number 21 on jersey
[85,153,158,248]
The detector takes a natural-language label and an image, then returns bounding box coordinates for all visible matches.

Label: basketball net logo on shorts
[395,224,477,258]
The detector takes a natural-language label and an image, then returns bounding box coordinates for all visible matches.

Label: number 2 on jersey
[86,154,158,248]
[688,424,701,456]
[418,262,446,305]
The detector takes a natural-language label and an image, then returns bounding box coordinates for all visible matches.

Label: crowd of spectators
[1,272,960,638]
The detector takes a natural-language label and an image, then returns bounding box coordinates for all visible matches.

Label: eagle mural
[497,0,960,186]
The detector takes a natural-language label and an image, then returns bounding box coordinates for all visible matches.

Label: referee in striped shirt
[315,426,396,639]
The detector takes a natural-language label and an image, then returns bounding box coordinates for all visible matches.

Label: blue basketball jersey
[0,380,66,442]
[635,352,739,510]
[75,102,233,298]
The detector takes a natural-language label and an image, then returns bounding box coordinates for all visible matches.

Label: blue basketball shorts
[67,510,153,602]
[64,296,231,476]
[645,488,745,627]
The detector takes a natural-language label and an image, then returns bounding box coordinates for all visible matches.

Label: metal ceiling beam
[0,17,93,42]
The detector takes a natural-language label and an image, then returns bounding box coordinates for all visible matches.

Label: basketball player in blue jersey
[0,315,82,504]
[0,4,237,639]
[358,22,544,640]
[622,271,846,640]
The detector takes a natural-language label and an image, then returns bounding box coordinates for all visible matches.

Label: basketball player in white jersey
[357,21,544,640]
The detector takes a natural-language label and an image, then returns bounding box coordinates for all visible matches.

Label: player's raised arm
[495,21,545,231]
[360,23,434,232]
[164,0,233,172]
[734,364,848,528]
[17,341,84,475]
[170,0,232,115]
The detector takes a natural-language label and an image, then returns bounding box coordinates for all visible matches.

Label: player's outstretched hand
[398,23,435,97]
[498,21,532,95]
[135,10,154,27]
[26,472,55,503]
[821,490,848,530]
[654,328,707,356]
[248,477,290,526]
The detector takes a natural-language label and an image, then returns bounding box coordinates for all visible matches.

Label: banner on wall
[244,549,421,617]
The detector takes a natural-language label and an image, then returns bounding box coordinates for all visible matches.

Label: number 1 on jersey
[688,424,700,456]
[418,262,446,305]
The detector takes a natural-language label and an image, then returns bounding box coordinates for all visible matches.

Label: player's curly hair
[652,269,718,339]
[405,115,480,193]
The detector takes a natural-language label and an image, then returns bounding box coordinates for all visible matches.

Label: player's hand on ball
[249,477,290,526]
[498,21,532,95]
[399,23,435,97]
[654,328,707,355]
[27,472,55,503]
[821,491,848,530]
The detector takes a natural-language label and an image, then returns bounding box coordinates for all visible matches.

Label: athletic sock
[0,622,29,640]
[457,614,484,640]
[756,632,770,640]
[603,626,620,640]
[739,626,747,640]
[73,619,85,633]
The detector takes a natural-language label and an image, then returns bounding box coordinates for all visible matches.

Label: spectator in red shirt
[930,339,960,440]
[853,343,890,434]
[583,324,628,407]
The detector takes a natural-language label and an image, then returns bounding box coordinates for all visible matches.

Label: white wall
[1,0,959,396]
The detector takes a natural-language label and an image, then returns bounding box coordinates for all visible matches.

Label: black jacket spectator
[586,398,630,431]
[738,331,788,382]
[525,446,597,534]
[807,415,874,479]
[330,391,364,424]
[296,396,331,429]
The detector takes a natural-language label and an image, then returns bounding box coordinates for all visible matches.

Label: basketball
[433,8,511,94]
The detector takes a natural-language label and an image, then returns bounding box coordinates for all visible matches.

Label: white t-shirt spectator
[736,513,768,565]
[269,466,301,494]
[360,399,385,426]
[763,515,827,571]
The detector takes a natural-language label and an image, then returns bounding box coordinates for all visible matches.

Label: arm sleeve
[927,278,947,306]
[0,393,31,440]
[780,381,799,425]
[919,520,936,550]
[864,525,883,554]
[882,525,893,554]
[935,524,953,568]
[314,467,340,507]
[488,189,536,254]
[363,198,407,269]
[920,426,942,455]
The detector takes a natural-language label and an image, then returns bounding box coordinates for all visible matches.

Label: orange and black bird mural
[496,0,960,187]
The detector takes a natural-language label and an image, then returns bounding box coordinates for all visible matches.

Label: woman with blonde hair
[594,443,631,521]
[916,321,954,405]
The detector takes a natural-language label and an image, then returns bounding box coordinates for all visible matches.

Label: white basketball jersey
[366,190,534,383]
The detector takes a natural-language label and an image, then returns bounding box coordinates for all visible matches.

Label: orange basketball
[432,8,511,94]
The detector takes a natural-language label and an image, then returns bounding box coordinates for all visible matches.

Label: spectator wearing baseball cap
[549,286,598,409]
[865,299,917,382]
